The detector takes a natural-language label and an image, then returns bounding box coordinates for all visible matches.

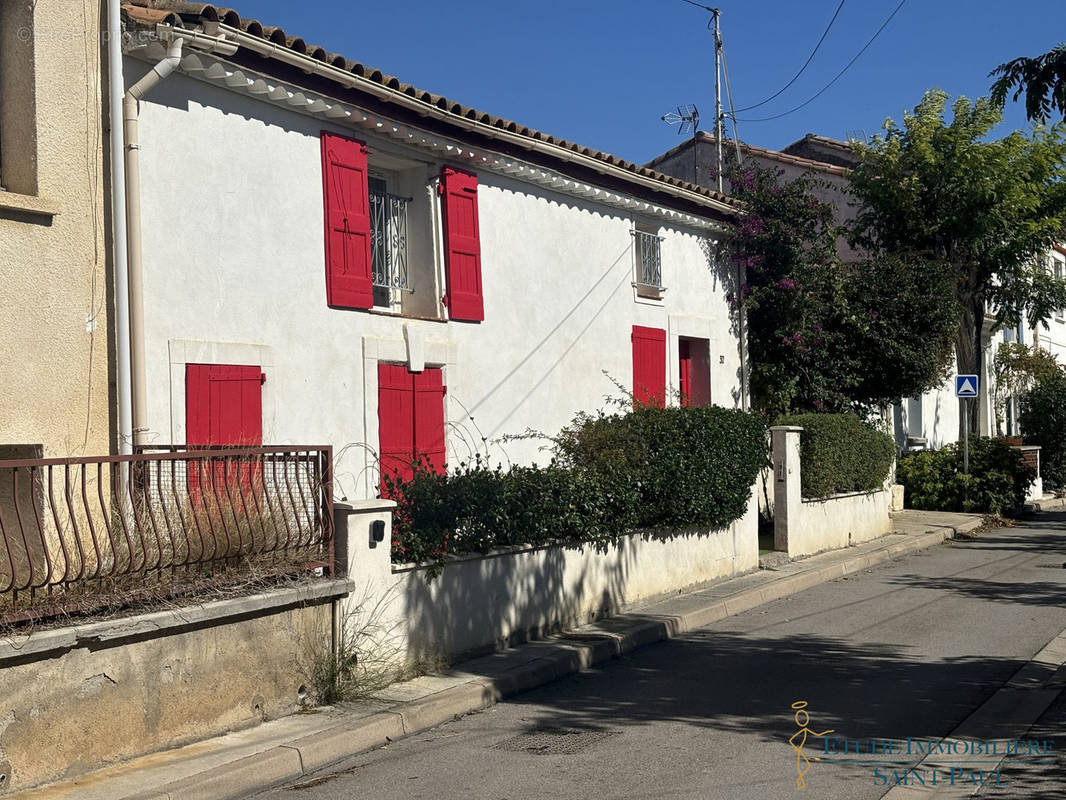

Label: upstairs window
[321,131,451,319]
[632,224,664,300]
[369,174,412,310]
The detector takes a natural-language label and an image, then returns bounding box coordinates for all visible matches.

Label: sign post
[955,375,979,474]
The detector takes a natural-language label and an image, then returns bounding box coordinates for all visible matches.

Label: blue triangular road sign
[955,375,978,397]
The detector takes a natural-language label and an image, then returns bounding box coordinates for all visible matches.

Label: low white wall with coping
[338,494,758,663]
[771,425,891,559]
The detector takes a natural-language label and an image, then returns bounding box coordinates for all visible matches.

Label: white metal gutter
[123,38,184,447]
[107,0,132,454]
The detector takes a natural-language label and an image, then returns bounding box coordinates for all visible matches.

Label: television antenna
[661,104,701,182]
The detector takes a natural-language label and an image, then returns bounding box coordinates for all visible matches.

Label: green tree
[847,90,1066,435]
[727,165,957,417]
[990,44,1066,122]
[991,342,1060,435]
[1019,367,1066,490]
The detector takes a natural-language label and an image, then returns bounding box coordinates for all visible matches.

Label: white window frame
[361,327,457,499]
[368,171,412,311]
[167,339,276,445]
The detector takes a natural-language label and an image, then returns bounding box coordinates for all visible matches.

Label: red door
[679,339,692,407]
[185,364,264,504]
[378,364,446,494]
[678,337,712,408]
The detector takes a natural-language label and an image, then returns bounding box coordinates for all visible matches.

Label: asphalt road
[255,513,1066,800]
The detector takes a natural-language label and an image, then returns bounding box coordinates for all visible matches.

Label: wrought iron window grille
[370,188,413,292]
[632,229,665,291]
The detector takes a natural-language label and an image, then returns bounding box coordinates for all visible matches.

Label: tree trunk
[955,292,985,439]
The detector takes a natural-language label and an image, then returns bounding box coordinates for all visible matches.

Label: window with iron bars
[369,175,412,307]
[632,229,664,296]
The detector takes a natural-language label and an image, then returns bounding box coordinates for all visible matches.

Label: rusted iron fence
[0,446,333,624]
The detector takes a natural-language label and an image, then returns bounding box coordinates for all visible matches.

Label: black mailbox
[370,519,386,547]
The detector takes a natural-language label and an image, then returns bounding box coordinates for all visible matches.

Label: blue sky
[233,0,1064,164]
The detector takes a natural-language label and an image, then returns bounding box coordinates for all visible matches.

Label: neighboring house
[651,132,1066,450]
[0,0,111,461]
[650,132,961,449]
[118,1,742,502]
[1034,246,1066,363]
[647,132,857,259]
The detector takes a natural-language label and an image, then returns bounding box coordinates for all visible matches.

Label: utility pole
[710,7,747,409]
[712,8,723,194]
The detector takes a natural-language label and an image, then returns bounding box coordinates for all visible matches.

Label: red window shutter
[185,364,263,502]
[413,368,447,475]
[378,365,447,496]
[441,166,484,322]
[631,326,667,408]
[678,338,692,408]
[378,364,416,490]
[321,132,373,309]
[185,364,263,445]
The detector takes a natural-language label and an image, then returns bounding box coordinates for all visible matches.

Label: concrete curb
[1024,495,1066,514]
[103,520,976,800]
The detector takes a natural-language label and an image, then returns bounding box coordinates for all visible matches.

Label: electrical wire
[720,41,743,163]
[678,0,716,12]
[734,0,907,123]
[731,0,846,114]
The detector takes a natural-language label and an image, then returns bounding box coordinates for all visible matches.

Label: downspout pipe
[123,38,183,448]
[106,0,132,454]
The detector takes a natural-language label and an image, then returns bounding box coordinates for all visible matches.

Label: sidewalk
[13,510,986,800]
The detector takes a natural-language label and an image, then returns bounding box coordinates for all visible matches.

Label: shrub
[556,404,767,530]
[1019,368,1066,491]
[897,437,1035,514]
[387,405,767,574]
[775,413,896,498]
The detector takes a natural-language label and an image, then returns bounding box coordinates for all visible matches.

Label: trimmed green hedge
[386,405,767,574]
[776,413,896,498]
[897,437,1035,514]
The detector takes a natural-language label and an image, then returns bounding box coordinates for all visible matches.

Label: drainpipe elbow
[126,38,184,105]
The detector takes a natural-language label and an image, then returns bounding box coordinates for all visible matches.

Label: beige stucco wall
[0,592,335,793]
[0,0,111,458]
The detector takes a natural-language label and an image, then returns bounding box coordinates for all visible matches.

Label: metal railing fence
[0,446,332,624]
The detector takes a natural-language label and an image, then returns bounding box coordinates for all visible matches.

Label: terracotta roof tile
[121,0,737,214]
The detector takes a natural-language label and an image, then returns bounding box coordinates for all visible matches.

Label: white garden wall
[770,426,892,560]
[338,494,758,663]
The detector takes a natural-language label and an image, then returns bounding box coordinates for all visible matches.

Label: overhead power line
[734,0,907,123]
[678,0,717,12]
[731,0,847,114]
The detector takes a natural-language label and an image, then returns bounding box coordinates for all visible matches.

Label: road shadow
[499,628,1026,746]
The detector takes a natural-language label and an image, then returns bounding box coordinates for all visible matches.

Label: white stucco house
[118,1,743,502]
